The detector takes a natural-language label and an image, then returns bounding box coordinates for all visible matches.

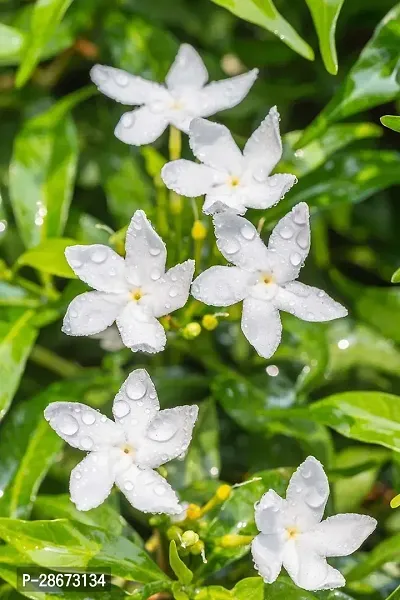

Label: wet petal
[276,282,348,322]
[305,514,377,557]
[189,118,243,173]
[112,369,160,441]
[283,539,345,591]
[116,303,166,354]
[135,405,199,469]
[70,450,115,511]
[44,402,124,451]
[62,291,127,337]
[213,212,271,272]
[93,326,125,352]
[146,260,195,318]
[166,44,208,90]
[241,297,282,359]
[90,65,169,105]
[286,456,329,528]
[267,202,310,284]
[115,107,169,146]
[124,210,167,288]
[65,245,128,293]
[202,193,248,216]
[191,266,253,307]
[116,465,181,515]
[197,69,258,117]
[161,160,222,197]
[251,533,284,584]
[241,174,297,210]
[244,106,283,173]
[255,489,286,534]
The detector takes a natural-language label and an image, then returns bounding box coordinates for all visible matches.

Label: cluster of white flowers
[43,43,375,593]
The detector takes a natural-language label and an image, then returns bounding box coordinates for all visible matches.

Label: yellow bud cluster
[202,314,218,331]
[182,322,201,340]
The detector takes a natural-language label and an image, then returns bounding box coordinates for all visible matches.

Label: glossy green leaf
[17,238,77,278]
[0,518,168,583]
[169,541,193,585]
[0,311,37,421]
[195,578,264,600]
[15,0,74,88]
[392,267,400,283]
[208,0,314,60]
[9,88,94,249]
[0,25,24,65]
[346,533,400,581]
[381,115,400,133]
[304,0,344,74]
[310,392,400,451]
[298,3,400,146]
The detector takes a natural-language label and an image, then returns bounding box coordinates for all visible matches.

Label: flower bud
[186,503,202,520]
[189,539,205,555]
[182,322,201,340]
[202,314,218,331]
[181,530,199,548]
[167,526,183,541]
[191,220,207,241]
[216,484,232,501]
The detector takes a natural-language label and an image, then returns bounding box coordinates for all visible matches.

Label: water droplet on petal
[150,247,161,256]
[154,484,166,496]
[169,287,178,298]
[59,415,79,436]
[240,224,255,240]
[70,309,78,318]
[114,400,131,418]
[279,226,293,240]
[222,238,240,255]
[151,268,161,281]
[290,252,302,267]
[74,471,82,480]
[81,436,93,450]
[296,230,309,249]
[82,411,96,425]
[124,481,134,491]
[116,73,129,87]
[126,379,147,400]
[147,414,178,442]
[91,247,108,264]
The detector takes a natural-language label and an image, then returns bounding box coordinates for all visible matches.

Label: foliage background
[0,0,400,599]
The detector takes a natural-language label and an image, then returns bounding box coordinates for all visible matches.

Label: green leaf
[0,311,37,421]
[392,267,400,283]
[310,392,400,452]
[15,0,74,88]
[304,0,344,74]
[17,238,77,278]
[381,115,400,133]
[184,399,220,486]
[232,578,264,600]
[169,541,193,585]
[0,518,168,583]
[298,4,400,146]
[0,375,103,519]
[0,25,24,65]
[346,533,400,581]
[9,88,94,249]
[208,0,314,60]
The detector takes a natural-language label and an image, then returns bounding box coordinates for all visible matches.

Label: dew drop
[147,414,178,442]
[114,400,131,418]
[124,481,134,491]
[296,230,309,249]
[70,309,78,318]
[151,269,161,281]
[290,252,302,267]
[154,484,166,496]
[240,224,255,240]
[149,247,161,256]
[74,471,82,480]
[81,436,93,450]
[293,205,307,225]
[279,226,293,240]
[126,379,147,400]
[82,411,96,425]
[59,415,79,436]
[169,287,178,298]
[222,238,240,255]
[91,247,108,263]
[116,73,129,87]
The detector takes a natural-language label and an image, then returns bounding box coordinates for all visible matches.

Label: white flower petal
[116,465,181,515]
[202,193,248,216]
[166,44,208,90]
[90,65,169,105]
[276,282,348,322]
[146,260,195,318]
[251,533,284,584]
[65,245,128,293]
[255,489,286,534]
[197,69,259,117]
[283,539,345,591]
[168,112,194,134]
[70,450,115,511]
[244,106,283,173]
[44,402,124,451]
[267,202,310,284]
[161,160,222,197]
[116,303,166,354]
[189,118,243,173]
[124,210,167,287]
[93,326,125,352]
[305,514,377,557]
[240,174,297,210]
[62,291,127,337]
[191,265,253,307]
[135,405,199,469]
[286,456,329,528]
[241,297,282,359]
[115,107,169,146]
[112,369,160,440]
[213,213,271,272]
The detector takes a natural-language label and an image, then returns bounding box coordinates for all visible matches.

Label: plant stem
[168,126,183,260]
[30,345,83,378]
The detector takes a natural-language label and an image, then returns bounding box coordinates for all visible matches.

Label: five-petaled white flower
[63,210,194,354]
[251,456,376,591]
[161,107,296,215]
[191,203,347,358]
[90,43,258,146]
[44,369,198,514]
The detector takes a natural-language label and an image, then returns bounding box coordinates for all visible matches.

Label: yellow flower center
[121,443,135,457]
[286,526,299,539]
[131,289,143,301]
[229,176,241,187]
[261,273,274,285]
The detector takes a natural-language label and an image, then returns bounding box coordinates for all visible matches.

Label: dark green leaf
[17,238,77,278]
[381,115,400,133]
[0,311,37,421]
[346,533,400,581]
[184,399,220,486]
[304,0,345,74]
[169,541,193,585]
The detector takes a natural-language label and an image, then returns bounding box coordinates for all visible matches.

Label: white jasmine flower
[161,107,296,215]
[191,203,347,358]
[44,369,198,514]
[63,210,194,354]
[90,44,258,146]
[251,456,377,591]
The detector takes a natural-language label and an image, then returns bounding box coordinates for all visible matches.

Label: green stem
[30,345,82,378]
[169,126,183,261]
